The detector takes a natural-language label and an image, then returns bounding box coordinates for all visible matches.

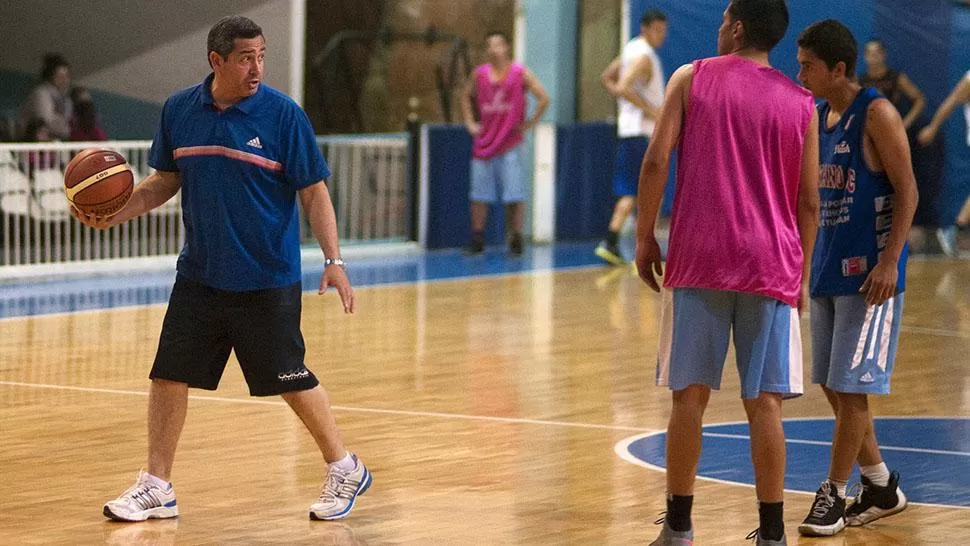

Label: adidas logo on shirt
[246,136,262,149]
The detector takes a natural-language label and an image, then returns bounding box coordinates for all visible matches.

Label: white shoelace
[810,482,836,519]
[847,482,865,503]
[317,467,360,503]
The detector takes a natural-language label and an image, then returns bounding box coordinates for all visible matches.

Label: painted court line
[0,380,656,434]
[614,431,970,511]
[702,431,970,458]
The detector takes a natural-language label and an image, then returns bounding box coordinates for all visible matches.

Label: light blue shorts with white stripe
[810,294,904,395]
[657,288,804,400]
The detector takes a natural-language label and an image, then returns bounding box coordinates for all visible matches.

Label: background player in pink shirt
[461,31,548,256]
[635,1,820,544]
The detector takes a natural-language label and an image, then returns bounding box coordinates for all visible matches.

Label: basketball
[63,148,134,217]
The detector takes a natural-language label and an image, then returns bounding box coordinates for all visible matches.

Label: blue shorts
[657,288,804,400]
[470,145,526,203]
[811,294,904,395]
[613,136,648,197]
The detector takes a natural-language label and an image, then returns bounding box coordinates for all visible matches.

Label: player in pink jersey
[461,31,548,256]
[635,2,820,545]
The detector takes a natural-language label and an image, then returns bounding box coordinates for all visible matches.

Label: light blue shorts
[657,288,804,400]
[811,294,904,395]
[470,145,526,204]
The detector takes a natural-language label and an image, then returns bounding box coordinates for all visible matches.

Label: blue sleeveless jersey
[810,87,908,297]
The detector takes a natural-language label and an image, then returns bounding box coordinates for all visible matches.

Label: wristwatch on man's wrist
[324,258,345,269]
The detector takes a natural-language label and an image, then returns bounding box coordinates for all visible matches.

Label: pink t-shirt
[664,55,815,307]
[472,62,526,159]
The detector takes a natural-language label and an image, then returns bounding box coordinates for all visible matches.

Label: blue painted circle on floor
[624,418,970,508]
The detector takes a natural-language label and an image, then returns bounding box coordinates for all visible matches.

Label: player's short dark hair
[727,0,789,52]
[40,53,69,83]
[641,9,667,26]
[485,30,511,45]
[798,19,858,77]
[207,16,263,66]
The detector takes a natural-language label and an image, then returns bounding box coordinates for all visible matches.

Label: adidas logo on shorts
[246,136,262,149]
[860,371,875,383]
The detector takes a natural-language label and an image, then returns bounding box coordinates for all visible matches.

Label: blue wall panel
[424,125,505,250]
[628,0,872,82]
[555,122,617,241]
[944,5,970,224]
[874,0,951,226]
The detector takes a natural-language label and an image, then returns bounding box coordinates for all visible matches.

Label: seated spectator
[19,53,73,141]
[70,90,108,141]
[22,118,57,172]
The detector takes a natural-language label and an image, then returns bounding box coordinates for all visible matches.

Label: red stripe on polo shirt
[173,146,283,172]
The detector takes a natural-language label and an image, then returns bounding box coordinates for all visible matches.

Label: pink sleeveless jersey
[473,62,526,159]
[664,55,815,307]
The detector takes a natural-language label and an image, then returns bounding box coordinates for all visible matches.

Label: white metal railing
[0,141,178,267]
[0,134,410,268]
[314,134,410,243]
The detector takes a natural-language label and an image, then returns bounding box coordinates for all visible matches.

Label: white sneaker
[309,454,372,520]
[103,471,178,522]
[937,226,958,257]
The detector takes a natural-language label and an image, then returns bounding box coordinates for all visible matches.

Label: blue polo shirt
[149,73,330,291]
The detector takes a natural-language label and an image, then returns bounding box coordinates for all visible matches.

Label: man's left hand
[320,265,355,313]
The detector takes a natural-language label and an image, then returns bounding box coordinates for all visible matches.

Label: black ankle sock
[666,494,693,532]
[758,502,784,541]
[606,230,619,247]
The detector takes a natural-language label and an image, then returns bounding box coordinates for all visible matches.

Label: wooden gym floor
[1,253,968,545]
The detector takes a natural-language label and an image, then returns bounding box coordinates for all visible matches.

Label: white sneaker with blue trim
[103,471,178,522]
[309,453,372,520]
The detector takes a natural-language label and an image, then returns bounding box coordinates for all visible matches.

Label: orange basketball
[64,149,134,217]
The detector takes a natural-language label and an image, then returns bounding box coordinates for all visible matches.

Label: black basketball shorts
[150,275,319,396]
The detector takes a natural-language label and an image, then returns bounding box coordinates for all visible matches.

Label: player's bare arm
[635,63,693,291]
[918,74,970,145]
[600,57,622,97]
[519,69,550,132]
[797,109,820,314]
[72,170,181,229]
[861,99,919,306]
[617,55,658,119]
[461,76,479,136]
[299,181,355,314]
[896,73,925,130]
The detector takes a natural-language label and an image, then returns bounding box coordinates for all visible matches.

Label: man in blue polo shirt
[73,16,370,522]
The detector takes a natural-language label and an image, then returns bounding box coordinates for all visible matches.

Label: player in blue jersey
[795,20,918,537]
[73,16,370,523]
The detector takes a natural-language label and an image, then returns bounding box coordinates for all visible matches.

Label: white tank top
[617,37,665,138]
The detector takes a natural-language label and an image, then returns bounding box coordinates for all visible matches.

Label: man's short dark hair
[798,19,859,77]
[207,16,263,66]
[641,9,667,26]
[485,30,510,45]
[40,53,69,83]
[727,0,789,52]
